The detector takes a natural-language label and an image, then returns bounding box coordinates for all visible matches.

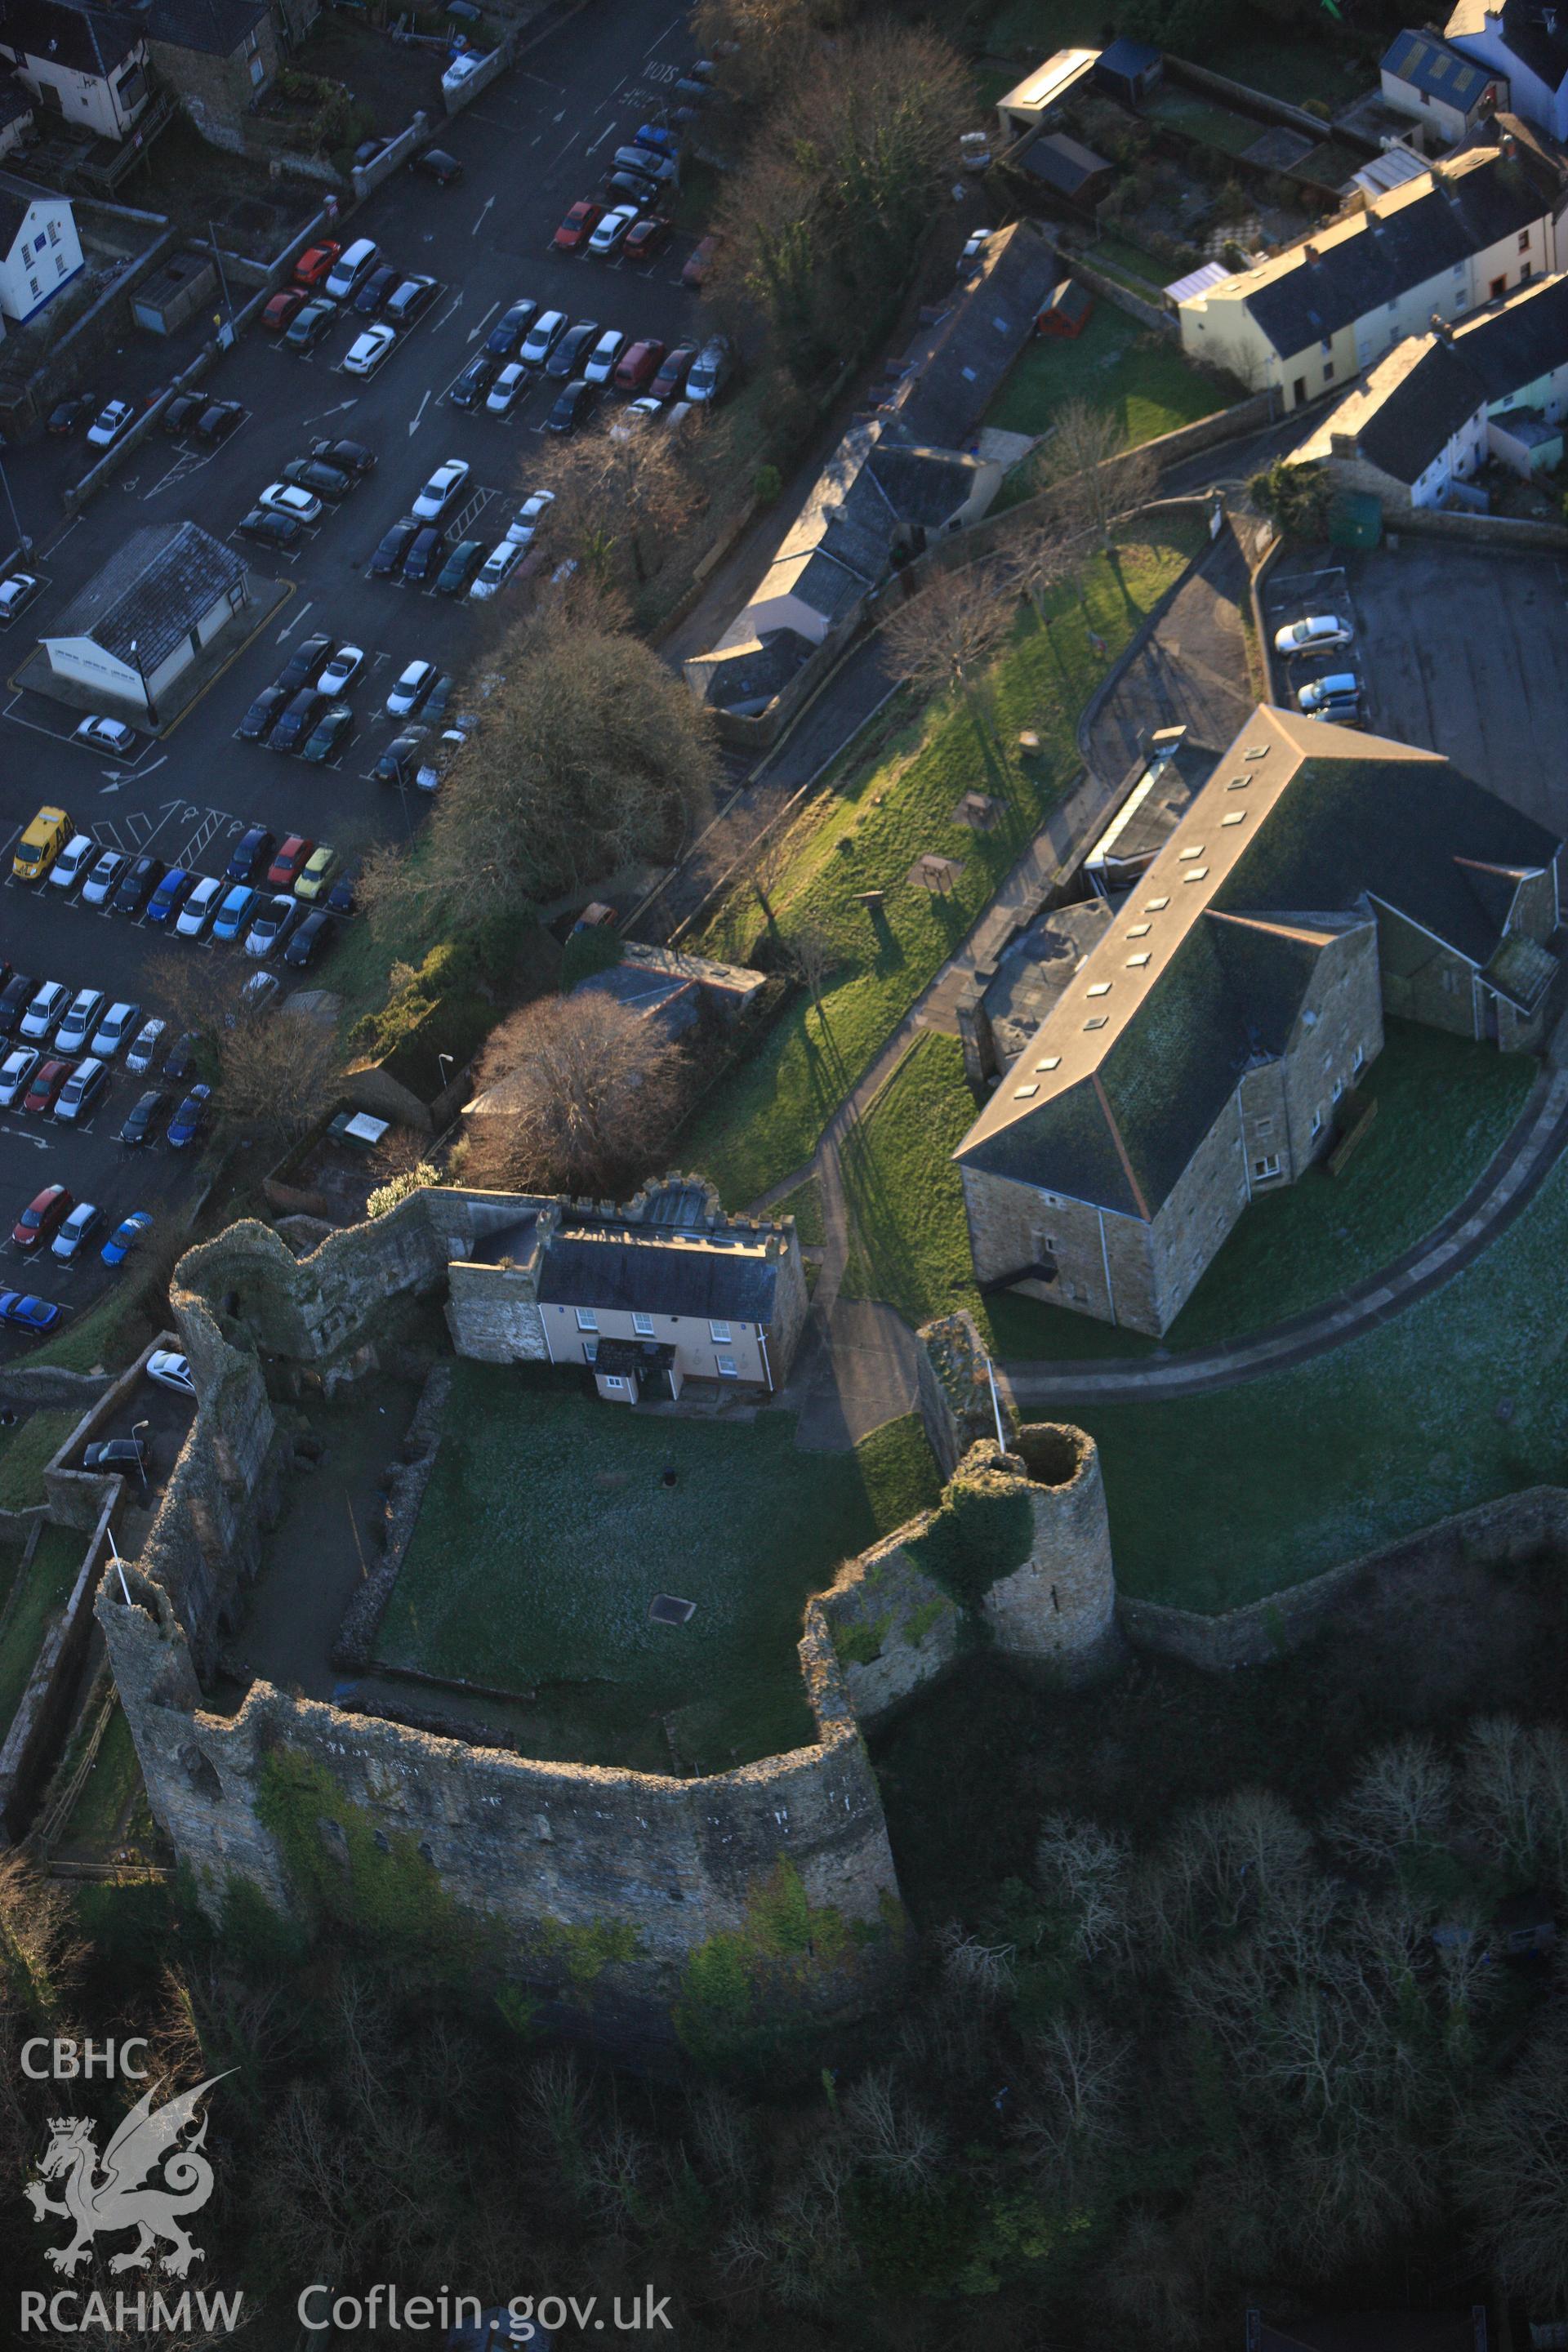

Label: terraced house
[1176,122,1565,411]
[955,706,1562,1337]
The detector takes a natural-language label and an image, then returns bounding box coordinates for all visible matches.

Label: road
[0,0,711,1354]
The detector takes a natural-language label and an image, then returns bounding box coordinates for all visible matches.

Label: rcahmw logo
[19,2038,245,2334]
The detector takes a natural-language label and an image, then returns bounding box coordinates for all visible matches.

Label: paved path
[1083,525,1254,786]
[1000,1058,1568,1411]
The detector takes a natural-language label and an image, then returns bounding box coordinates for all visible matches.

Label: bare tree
[1459,2004,1568,2305]
[532,421,693,600]
[1041,398,1160,546]
[1034,1813,1129,1963]
[842,2065,946,2188]
[1006,518,1084,641]
[881,567,1011,777]
[787,915,838,1023]
[1325,1735,1454,1871]
[463,993,684,1197]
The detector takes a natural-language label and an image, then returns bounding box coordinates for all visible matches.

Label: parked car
[412,458,470,519]
[1274,612,1355,656]
[23,1059,73,1116]
[276,635,332,696]
[612,144,678,185]
[91,1000,140,1058]
[263,288,306,334]
[506,490,555,549]
[604,169,658,207]
[283,910,334,968]
[161,391,204,437]
[0,977,33,1039]
[547,321,599,380]
[46,392,96,434]
[56,988,105,1055]
[342,324,397,377]
[295,845,338,902]
[424,675,456,725]
[554,200,603,252]
[0,572,39,626]
[85,400,133,449]
[239,973,280,1019]
[147,1350,196,1396]
[14,1184,73,1250]
[20,982,68,1042]
[76,715,138,758]
[546,377,596,434]
[258,482,322,525]
[370,519,419,577]
[386,660,438,718]
[408,147,463,185]
[293,241,341,288]
[470,541,520,601]
[237,686,287,742]
[48,834,96,893]
[416,729,467,793]
[452,353,500,410]
[79,852,127,908]
[403,526,446,584]
[228,826,276,883]
[435,539,486,597]
[1297,671,1360,713]
[112,856,165,915]
[125,1018,166,1073]
[520,309,568,367]
[441,48,488,95]
[212,888,256,944]
[283,300,336,353]
[485,300,539,362]
[384,275,436,324]
[51,1202,104,1263]
[634,122,680,157]
[166,1090,211,1149]
[301,705,354,764]
[266,835,315,890]
[613,337,666,394]
[623,216,671,265]
[316,645,364,697]
[649,343,696,400]
[310,437,376,475]
[85,1438,149,1483]
[0,1292,61,1333]
[583,328,626,385]
[244,896,298,958]
[327,868,358,916]
[353,262,401,316]
[238,508,302,549]
[102,1209,155,1262]
[55,1059,108,1123]
[485,362,528,416]
[270,688,325,756]
[588,205,639,257]
[685,336,733,403]
[8,810,62,884]
[176,877,224,938]
[283,457,354,501]
[683,233,720,287]
[195,401,243,443]
[374,732,428,786]
[324,237,379,301]
[0,1049,38,1107]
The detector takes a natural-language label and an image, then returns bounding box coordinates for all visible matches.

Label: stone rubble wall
[333,1365,451,1673]
[814,1529,962,1723]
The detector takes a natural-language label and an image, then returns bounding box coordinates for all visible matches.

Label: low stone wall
[1165,53,1379,154]
[0,1365,115,1411]
[44,1334,169,1531]
[352,111,430,204]
[1061,255,1170,335]
[443,44,510,115]
[1392,507,1568,552]
[0,1492,114,1837]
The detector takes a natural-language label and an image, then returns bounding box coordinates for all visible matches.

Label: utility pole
[208,220,237,348]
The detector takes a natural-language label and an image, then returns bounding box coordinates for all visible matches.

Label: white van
[325,238,378,301]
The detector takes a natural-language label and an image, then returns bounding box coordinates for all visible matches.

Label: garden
[983,303,1233,451]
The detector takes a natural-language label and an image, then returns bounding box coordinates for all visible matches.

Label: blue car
[0,1290,62,1334]
[167,1086,210,1148]
[635,122,679,157]
[100,1211,154,1266]
[212,886,256,943]
[145,866,194,925]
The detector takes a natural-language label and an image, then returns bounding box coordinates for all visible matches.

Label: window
[54,256,65,276]
[632,1312,654,1337]
[709,1319,731,1343]
[715,1355,737,1378]
[1332,1078,1344,1103]
[1520,229,1531,252]
[1254,1155,1281,1179]
[1032,1232,1057,1257]
[603,1374,628,1393]
[575,1308,598,1333]
[46,220,58,244]
[1254,1116,1274,1137]
[243,24,259,50]
[1312,1107,1324,1137]
[1352,1045,1366,1074]
[250,52,265,83]
[33,233,45,256]
[1322,362,1334,381]
[27,278,39,300]
[582,1338,599,1365]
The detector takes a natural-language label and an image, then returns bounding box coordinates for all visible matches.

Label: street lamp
[436,1052,454,1089]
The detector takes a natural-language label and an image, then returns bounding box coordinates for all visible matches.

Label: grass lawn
[772,1175,826,1249]
[1085,233,1171,291]
[1222,39,1365,108]
[0,1526,86,1744]
[1146,84,1266,158]
[0,1409,78,1510]
[1078,1138,1568,1613]
[838,1022,1536,1367]
[680,518,1203,1205]
[62,1704,154,1855]
[986,304,1232,448]
[376,1363,941,1772]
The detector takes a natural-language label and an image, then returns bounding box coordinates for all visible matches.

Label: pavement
[0,0,714,1359]
[1083,521,1254,785]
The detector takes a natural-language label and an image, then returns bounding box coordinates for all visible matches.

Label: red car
[22,1058,72,1116]
[263,288,305,334]
[265,834,315,890]
[650,342,697,401]
[293,241,341,290]
[682,233,720,289]
[624,216,670,264]
[14,1183,73,1250]
[613,337,666,393]
[553,199,603,252]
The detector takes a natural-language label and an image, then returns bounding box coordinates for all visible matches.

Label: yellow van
[13,806,71,883]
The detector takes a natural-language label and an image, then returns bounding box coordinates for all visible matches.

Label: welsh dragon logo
[24,2074,230,2278]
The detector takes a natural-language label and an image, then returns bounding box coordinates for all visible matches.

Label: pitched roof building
[955,705,1561,1335]
[1380,27,1504,145]
[42,519,247,717]
[1447,0,1568,140]
[0,0,149,139]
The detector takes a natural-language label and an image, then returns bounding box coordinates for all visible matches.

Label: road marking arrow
[408,390,432,438]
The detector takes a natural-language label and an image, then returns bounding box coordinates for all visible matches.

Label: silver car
[1274,612,1353,657]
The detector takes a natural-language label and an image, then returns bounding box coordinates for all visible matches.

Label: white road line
[276,600,314,641]
[467,298,501,344]
[434,289,465,330]
[408,390,432,437]
[553,109,566,122]
[585,122,612,156]
[471,194,497,237]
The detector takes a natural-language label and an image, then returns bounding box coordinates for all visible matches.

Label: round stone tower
[966,1423,1122,1683]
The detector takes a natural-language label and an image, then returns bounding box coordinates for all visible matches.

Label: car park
[102,1209,155,1259]
[1297,671,1360,712]
[259,482,322,524]
[682,233,719,287]
[1275,613,1355,656]
[20,983,67,1042]
[424,675,456,725]
[283,910,334,968]
[14,1185,73,1250]
[611,396,662,439]
[266,836,315,890]
[213,887,257,944]
[0,978,33,1039]
[295,845,337,902]
[145,869,196,926]
[22,1058,71,1116]
[148,1350,195,1396]
[436,540,486,597]
[14,808,70,882]
[385,275,436,325]
[634,123,680,157]
[547,326,601,380]
[263,289,306,334]
[613,145,678,185]
[244,897,298,958]
[237,686,287,742]
[86,400,133,449]
[554,202,603,252]
[125,1018,166,1073]
[176,877,224,938]
[588,206,638,257]
[623,216,670,265]
[0,1049,37,1107]
[470,541,519,601]
[276,635,332,696]
[317,646,364,697]
[243,969,280,1016]
[546,378,595,434]
[166,1090,210,1149]
[163,1033,198,1082]
[520,309,568,367]
[270,688,326,755]
[506,490,555,548]
[452,353,499,410]
[0,1292,61,1333]
[685,336,733,403]
[0,572,41,624]
[73,715,136,755]
[48,835,96,893]
[584,328,626,385]
[55,1059,107,1123]
[283,457,354,502]
[293,242,341,288]
[485,362,528,416]
[283,301,336,353]
[342,324,396,377]
[409,147,463,185]
[386,660,437,718]
[649,343,696,400]
[371,519,418,577]
[412,459,470,519]
[301,705,354,764]
[112,857,165,916]
[56,990,105,1055]
[614,338,666,393]
[91,1001,140,1058]
[354,263,400,316]
[324,238,379,301]
[327,869,357,916]
[403,526,445,584]
[238,509,302,549]
[195,401,243,443]
[310,438,376,475]
[47,393,96,434]
[415,729,467,792]
[51,1203,103,1263]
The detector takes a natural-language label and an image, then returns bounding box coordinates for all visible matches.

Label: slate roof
[0,185,30,246]
[1230,147,1557,361]
[537,1230,781,1324]
[0,0,140,77]
[883,218,1059,452]
[1020,131,1112,199]
[1448,0,1568,90]
[1382,27,1494,109]
[47,521,243,673]
[0,73,31,123]
[1354,336,1486,483]
[143,0,269,54]
[955,705,1561,1216]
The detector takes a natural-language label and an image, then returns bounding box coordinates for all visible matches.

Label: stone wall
[0,1494,114,1836]
[813,1530,961,1723]
[149,16,282,153]
[964,1431,1123,1682]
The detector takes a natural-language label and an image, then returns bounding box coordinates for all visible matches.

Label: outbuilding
[1094,38,1163,109]
[1038,275,1094,336]
[1018,131,1115,214]
[995,47,1099,144]
[41,519,247,720]
[0,185,80,323]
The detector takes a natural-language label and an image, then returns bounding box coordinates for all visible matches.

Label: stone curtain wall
[813,1531,962,1722]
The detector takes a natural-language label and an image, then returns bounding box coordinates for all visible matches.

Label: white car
[86,399,133,449]
[56,988,105,1056]
[470,542,519,600]
[52,1200,103,1263]
[176,875,225,938]
[342,324,397,377]
[81,851,125,906]
[441,47,489,94]
[0,1049,38,1108]
[1274,612,1354,657]
[54,1058,106,1122]
[412,459,469,519]
[485,362,528,416]
[610,396,661,440]
[239,971,281,1018]
[386,659,437,718]
[519,309,567,368]
[588,205,638,257]
[958,227,992,273]
[324,237,378,302]
[243,898,297,959]
[259,481,322,523]
[20,982,68,1042]
[416,729,469,792]
[318,644,365,697]
[48,834,96,893]
[91,1000,140,1058]
[125,1016,166,1074]
[1297,670,1360,712]
[583,328,626,386]
[684,336,733,404]
[147,1349,195,1396]
[505,490,555,549]
[0,572,39,624]
[74,715,136,755]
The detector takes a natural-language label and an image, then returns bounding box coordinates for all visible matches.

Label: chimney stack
[1303,243,1321,265]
